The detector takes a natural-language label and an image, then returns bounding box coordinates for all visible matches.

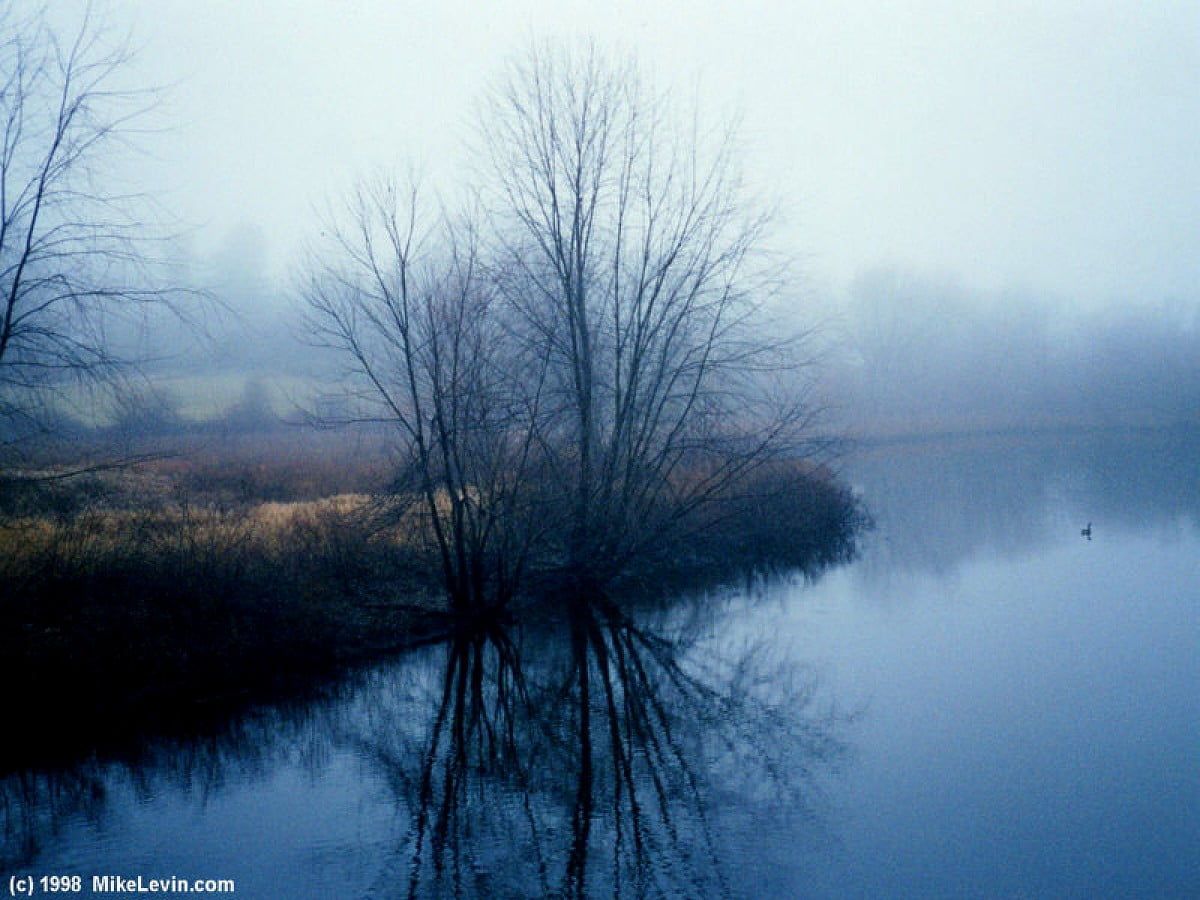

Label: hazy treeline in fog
[61,251,1199,449]
[77,255,1200,444]
[820,268,1199,436]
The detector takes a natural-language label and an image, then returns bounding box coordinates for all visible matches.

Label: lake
[4,430,1197,897]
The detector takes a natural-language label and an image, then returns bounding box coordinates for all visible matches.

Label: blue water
[5,431,1198,897]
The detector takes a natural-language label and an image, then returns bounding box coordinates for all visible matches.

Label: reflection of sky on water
[770,431,1200,897]
[5,432,1197,896]
[844,430,1200,583]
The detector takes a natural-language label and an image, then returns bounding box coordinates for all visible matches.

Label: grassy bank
[1,432,866,769]
[0,442,447,768]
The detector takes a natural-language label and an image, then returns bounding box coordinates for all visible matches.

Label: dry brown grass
[0,441,452,766]
[0,426,869,772]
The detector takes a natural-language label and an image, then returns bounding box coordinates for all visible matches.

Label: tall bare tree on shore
[0,4,173,454]
[481,45,820,586]
[305,44,825,606]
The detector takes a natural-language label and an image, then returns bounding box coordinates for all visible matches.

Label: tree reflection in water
[1,590,850,896]
[0,686,354,873]
[361,593,848,899]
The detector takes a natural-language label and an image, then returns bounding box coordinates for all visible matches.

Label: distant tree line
[827,268,1200,435]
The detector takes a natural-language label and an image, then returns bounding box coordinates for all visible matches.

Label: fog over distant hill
[118,250,1198,439]
[817,268,1199,437]
[28,0,1192,438]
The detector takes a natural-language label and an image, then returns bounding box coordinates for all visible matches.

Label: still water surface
[5,431,1198,897]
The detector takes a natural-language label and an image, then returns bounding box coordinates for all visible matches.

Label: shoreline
[1,442,863,772]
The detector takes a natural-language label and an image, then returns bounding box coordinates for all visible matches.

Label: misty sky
[108,0,1199,308]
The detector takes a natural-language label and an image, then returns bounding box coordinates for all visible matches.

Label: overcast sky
[108,0,1199,308]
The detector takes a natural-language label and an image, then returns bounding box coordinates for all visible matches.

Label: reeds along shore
[0,441,429,764]
[0,434,865,769]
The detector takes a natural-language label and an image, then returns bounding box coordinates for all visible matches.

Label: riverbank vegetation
[0,427,864,770]
[0,434,420,766]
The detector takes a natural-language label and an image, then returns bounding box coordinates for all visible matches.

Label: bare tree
[481,44,821,587]
[305,44,826,606]
[303,178,551,611]
[0,4,172,455]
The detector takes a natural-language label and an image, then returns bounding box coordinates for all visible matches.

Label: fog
[126,258,1198,439]
[111,1,1199,298]
[41,1,1200,431]
[822,268,1200,435]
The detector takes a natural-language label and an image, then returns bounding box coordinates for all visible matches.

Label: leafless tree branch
[304,43,830,607]
[0,3,188,461]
